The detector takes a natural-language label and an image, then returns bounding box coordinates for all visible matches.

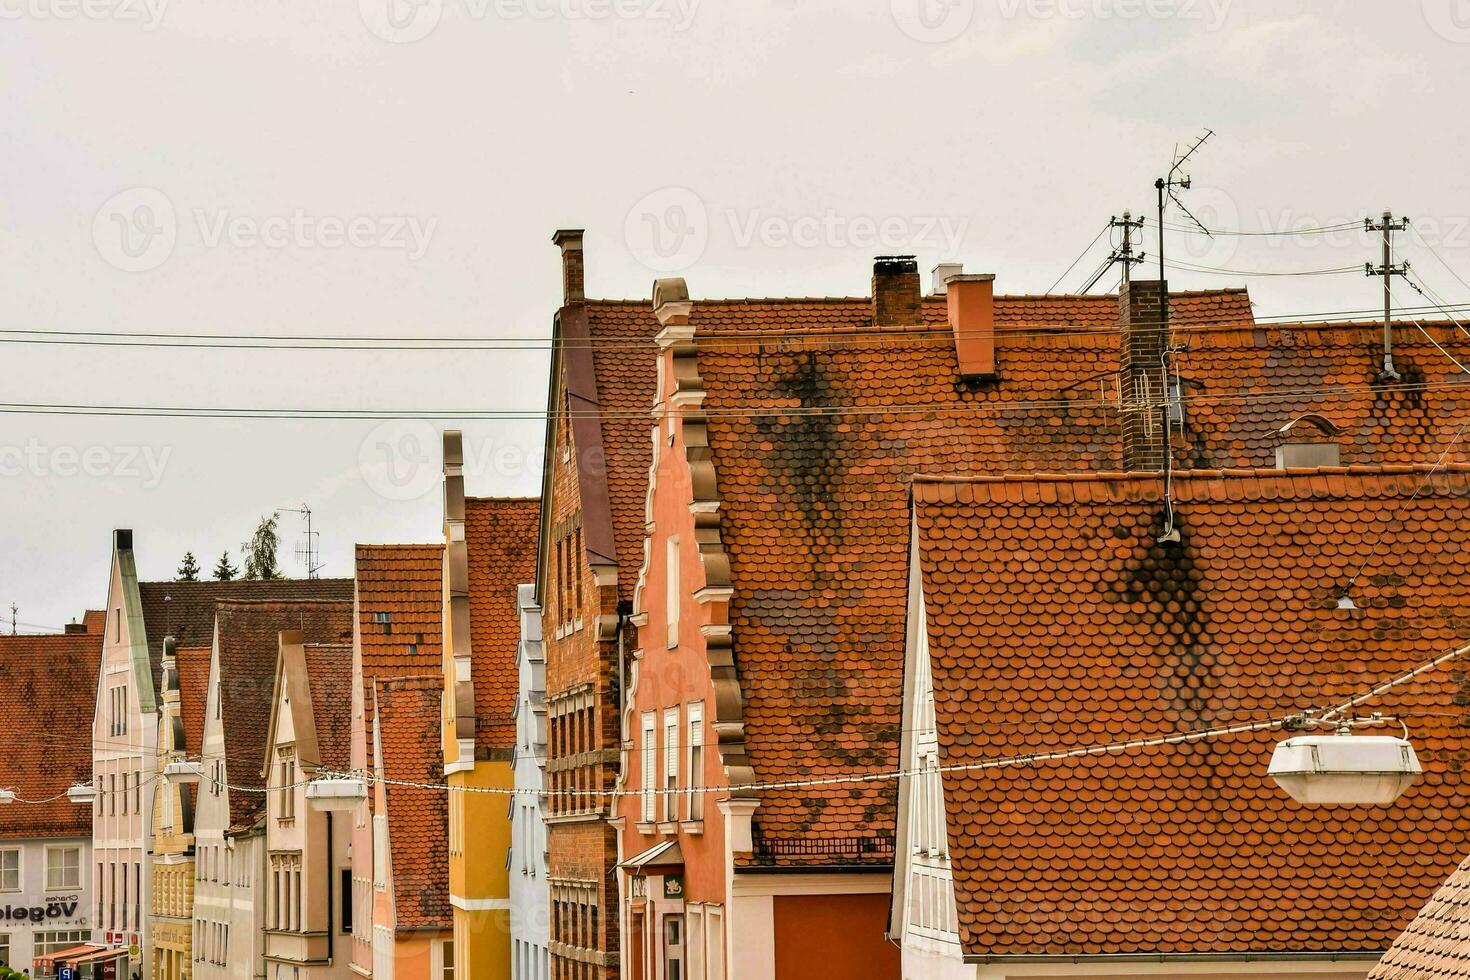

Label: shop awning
[33,945,97,968]
[59,947,128,965]
[620,839,683,873]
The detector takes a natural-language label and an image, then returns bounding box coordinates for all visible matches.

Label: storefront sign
[0,895,81,922]
[663,874,684,899]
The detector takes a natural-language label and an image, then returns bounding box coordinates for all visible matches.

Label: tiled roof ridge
[584,288,1248,306]
[142,577,353,587]
[355,542,442,551]
[214,597,353,610]
[914,463,1470,504]
[375,674,442,690]
[464,495,540,503]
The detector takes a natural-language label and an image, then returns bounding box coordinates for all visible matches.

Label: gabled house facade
[0,620,102,975]
[538,231,663,980]
[149,640,211,980]
[509,584,549,979]
[437,444,538,980]
[368,677,452,980]
[349,545,444,980]
[193,599,353,980]
[260,635,353,980]
[897,467,1470,978]
[92,527,352,979]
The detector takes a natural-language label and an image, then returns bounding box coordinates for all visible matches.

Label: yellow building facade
[150,641,211,980]
[440,434,539,979]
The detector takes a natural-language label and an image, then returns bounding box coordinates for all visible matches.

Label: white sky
[3,0,1469,630]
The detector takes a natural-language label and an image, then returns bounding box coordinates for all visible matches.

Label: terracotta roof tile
[374,676,451,934]
[304,643,352,771]
[139,578,353,699]
[1372,851,1470,980]
[465,498,540,751]
[692,308,1470,866]
[584,292,1253,600]
[0,631,101,838]
[354,544,444,731]
[913,466,1470,956]
[214,599,353,827]
[176,645,213,754]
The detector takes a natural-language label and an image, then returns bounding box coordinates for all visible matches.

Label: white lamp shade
[306,777,368,812]
[163,761,204,783]
[0,789,14,804]
[66,784,98,805]
[1268,733,1422,805]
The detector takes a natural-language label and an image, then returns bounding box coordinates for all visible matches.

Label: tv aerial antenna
[281,504,323,579]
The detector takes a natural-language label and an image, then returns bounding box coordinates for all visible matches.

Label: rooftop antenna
[8,604,15,636]
[1153,129,1214,544]
[281,504,322,579]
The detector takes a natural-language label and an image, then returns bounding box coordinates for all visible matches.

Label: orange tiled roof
[214,599,353,827]
[693,308,1470,866]
[354,544,444,729]
[139,578,353,701]
[912,466,1470,957]
[304,643,353,771]
[176,645,213,754]
[374,675,451,934]
[1372,851,1470,980]
[0,631,101,839]
[581,291,1253,599]
[465,498,540,751]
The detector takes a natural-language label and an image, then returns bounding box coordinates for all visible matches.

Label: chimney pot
[552,229,586,305]
[947,274,997,380]
[64,621,86,635]
[872,255,923,326]
[931,262,964,295]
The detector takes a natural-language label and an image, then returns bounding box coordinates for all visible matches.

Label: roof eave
[963,950,1388,965]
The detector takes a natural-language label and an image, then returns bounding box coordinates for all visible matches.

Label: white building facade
[0,837,93,971]
[509,584,549,980]
[92,530,158,979]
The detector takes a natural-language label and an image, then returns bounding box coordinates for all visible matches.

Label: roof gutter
[965,950,1386,965]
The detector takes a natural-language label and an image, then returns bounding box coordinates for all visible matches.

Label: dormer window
[1275,414,1342,468]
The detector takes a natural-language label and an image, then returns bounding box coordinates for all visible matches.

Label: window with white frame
[0,851,17,892]
[663,707,679,822]
[440,939,454,980]
[705,906,725,980]
[276,747,296,822]
[686,907,705,980]
[640,711,657,823]
[46,846,80,890]
[0,931,10,968]
[686,702,704,822]
[34,931,89,956]
[665,536,681,648]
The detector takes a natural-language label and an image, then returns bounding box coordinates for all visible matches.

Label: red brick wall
[544,359,623,979]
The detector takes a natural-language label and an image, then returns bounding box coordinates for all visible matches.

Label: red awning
[59,947,128,965]
[33,945,99,967]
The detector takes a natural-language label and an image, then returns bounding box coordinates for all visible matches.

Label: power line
[1046,222,1114,294]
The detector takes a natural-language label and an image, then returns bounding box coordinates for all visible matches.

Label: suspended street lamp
[305,776,368,812]
[1268,715,1422,806]
[0,789,15,804]
[66,784,97,805]
[162,760,204,784]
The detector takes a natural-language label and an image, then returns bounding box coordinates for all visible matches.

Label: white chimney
[931,262,964,295]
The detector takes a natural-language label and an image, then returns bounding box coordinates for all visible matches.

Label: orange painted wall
[773,893,900,980]
[617,343,731,904]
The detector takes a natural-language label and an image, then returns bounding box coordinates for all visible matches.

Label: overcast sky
[2,0,1468,630]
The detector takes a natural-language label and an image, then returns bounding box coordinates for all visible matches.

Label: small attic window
[1275,414,1342,469]
[373,612,391,625]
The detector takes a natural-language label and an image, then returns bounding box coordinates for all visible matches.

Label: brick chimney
[872,255,923,326]
[1120,280,1169,472]
[947,274,997,380]
[65,621,86,635]
[552,228,585,305]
